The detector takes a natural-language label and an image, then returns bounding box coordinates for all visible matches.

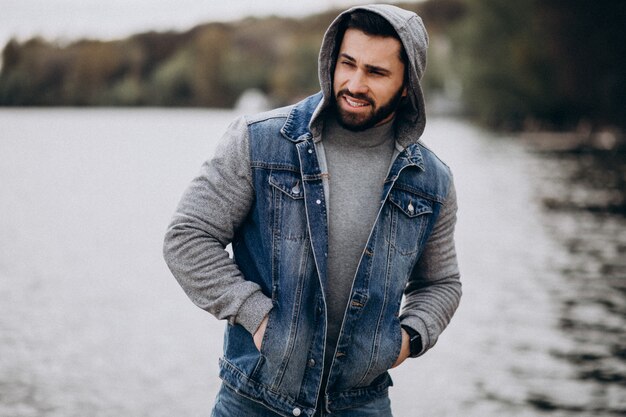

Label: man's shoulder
[244,104,294,126]
[243,93,324,146]
[396,140,453,203]
[415,140,452,175]
[244,92,324,127]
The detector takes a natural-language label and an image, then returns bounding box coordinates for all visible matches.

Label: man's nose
[346,71,368,95]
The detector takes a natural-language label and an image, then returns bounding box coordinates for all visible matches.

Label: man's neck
[324,114,395,148]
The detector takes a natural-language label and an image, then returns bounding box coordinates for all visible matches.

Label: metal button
[316,199,321,205]
[292,407,302,416]
[308,358,316,367]
[291,185,300,194]
[308,149,313,154]
[408,202,415,214]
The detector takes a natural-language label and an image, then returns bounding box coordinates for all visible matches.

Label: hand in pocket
[391,327,411,368]
[253,315,269,351]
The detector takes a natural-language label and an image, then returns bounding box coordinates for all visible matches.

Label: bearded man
[164,5,461,417]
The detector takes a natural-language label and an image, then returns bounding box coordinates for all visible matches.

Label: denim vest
[219,93,452,417]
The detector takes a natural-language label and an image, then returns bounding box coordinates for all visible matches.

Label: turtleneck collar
[322,113,395,149]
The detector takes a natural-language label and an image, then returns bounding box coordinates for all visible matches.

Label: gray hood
[314,4,429,147]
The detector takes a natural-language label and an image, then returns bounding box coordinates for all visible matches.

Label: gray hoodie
[312,4,429,146]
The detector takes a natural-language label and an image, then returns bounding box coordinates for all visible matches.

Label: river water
[0,109,624,417]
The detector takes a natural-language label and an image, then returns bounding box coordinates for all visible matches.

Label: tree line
[452,0,626,130]
[1,0,624,130]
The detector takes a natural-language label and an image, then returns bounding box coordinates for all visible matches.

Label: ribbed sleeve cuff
[399,316,430,357]
[235,291,274,335]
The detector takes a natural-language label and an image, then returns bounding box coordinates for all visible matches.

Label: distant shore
[520,126,625,153]
[519,126,626,217]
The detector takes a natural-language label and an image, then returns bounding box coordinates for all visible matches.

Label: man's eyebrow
[339,53,356,63]
[365,64,391,75]
[338,53,391,75]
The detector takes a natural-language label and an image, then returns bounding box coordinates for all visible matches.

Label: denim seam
[271,241,308,390]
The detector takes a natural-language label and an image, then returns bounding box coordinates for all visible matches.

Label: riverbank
[520,126,625,153]
[519,127,626,217]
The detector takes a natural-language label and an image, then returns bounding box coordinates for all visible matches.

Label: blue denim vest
[219,93,452,417]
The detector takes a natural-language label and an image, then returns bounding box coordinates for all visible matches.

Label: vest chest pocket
[386,187,434,256]
[269,170,308,241]
[388,187,433,218]
[269,170,304,200]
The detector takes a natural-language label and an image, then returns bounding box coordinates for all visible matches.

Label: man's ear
[401,86,408,98]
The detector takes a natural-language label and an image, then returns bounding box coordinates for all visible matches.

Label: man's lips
[345,96,368,107]
[340,93,372,109]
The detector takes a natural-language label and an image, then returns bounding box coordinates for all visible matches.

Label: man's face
[333,28,407,131]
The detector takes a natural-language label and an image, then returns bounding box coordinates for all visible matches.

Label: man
[164,4,461,417]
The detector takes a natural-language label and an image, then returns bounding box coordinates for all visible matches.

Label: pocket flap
[388,188,433,218]
[269,170,304,200]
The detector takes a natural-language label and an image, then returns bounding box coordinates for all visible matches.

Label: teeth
[346,97,367,107]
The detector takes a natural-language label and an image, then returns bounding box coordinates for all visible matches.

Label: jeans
[210,384,393,417]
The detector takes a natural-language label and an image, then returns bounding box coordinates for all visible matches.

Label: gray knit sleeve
[399,178,462,356]
[163,116,273,335]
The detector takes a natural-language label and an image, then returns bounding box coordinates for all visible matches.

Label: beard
[334,86,405,132]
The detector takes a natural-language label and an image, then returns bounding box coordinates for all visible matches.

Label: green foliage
[451,0,626,129]
[149,48,195,106]
[270,35,321,104]
[0,1,467,109]
[0,0,460,107]
[103,75,144,106]
[452,0,547,128]
[3,0,621,129]
[0,38,67,105]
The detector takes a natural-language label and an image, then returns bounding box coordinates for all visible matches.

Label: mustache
[336,89,374,106]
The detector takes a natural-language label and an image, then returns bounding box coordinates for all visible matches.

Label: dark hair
[335,10,409,68]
